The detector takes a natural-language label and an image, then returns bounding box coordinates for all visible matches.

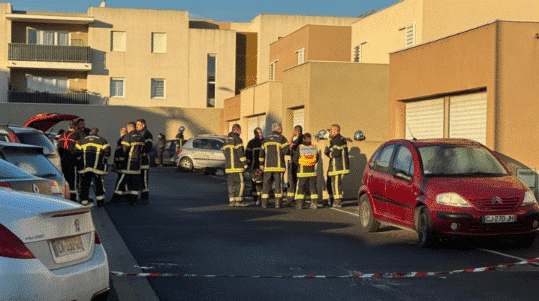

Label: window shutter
[111,31,126,52]
[152,33,166,53]
[449,93,487,145]
[297,48,305,65]
[353,44,362,62]
[151,79,165,98]
[405,23,416,48]
[405,98,444,139]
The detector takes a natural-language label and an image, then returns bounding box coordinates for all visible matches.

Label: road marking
[330,207,359,217]
[477,248,539,267]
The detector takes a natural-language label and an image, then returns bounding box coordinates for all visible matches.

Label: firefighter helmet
[354,130,366,141]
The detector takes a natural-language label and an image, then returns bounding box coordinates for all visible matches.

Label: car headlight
[522,191,538,206]
[436,193,471,207]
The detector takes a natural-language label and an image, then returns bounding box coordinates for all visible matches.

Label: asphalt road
[99,167,539,301]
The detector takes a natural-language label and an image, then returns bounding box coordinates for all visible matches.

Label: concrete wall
[0,3,12,103]
[188,29,236,108]
[87,7,190,107]
[0,103,222,153]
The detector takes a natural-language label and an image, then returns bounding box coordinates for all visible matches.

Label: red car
[358,138,539,247]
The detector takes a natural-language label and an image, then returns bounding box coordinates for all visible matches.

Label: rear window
[0,149,59,178]
[0,160,33,179]
[16,132,56,155]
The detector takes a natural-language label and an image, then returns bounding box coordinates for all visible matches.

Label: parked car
[0,159,64,198]
[0,142,70,199]
[150,139,177,166]
[358,138,539,247]
[0,189,109,300]
[176,135,226,172]
[0,113,78,172]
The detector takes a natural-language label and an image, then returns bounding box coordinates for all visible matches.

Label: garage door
[292,108,304,130]
[405,98,444,140]
[247,115,266,141]
[449,92,487,145]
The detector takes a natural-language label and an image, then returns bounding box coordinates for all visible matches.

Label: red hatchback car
[358,138,539,247]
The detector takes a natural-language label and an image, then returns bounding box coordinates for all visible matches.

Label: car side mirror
[394,170,412,182]
[354,130,366,141]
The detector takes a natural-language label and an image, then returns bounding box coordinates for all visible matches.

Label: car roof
[0,141,45,153]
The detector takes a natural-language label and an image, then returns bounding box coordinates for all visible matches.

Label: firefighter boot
[275,198,281,209]
[333,199,342,208]
[261,198,268,209]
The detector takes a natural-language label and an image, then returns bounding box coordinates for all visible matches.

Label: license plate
[483,215,516,224]
[51,235,84,257]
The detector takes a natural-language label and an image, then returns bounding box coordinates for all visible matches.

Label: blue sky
[9,0,399,22]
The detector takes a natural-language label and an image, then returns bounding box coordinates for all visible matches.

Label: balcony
[8,91,90,105]
[8,43,92,71]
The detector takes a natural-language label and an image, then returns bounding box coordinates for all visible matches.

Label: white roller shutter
[405,98,444,140]
[449,93,487,145]
[247,115,267,141]
[258,115,267,137]
[292,108,305,130]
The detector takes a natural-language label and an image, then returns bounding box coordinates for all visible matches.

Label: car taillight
[0,224,35,259]
[94,231,101,244]
[177,149,182,154]
[0,182,11,189]
[63,182,70,199]
[48,180,63,195]
[8,133,20,143]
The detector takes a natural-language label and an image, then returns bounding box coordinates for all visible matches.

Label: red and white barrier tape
[110,257,539,278]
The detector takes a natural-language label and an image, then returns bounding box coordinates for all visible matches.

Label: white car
[0,189,109,300]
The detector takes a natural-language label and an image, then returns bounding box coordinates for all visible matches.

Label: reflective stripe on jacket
[293,144,318,177]
[259,132,289,173]
[324,134,350,176]
[75,135,111,175]
[223,132,247,173]
[121,130,145,174]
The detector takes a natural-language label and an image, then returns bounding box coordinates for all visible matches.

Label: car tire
[416,206,437,248]
[178,157,193,172]
[514,234,536,248]
[358,195,380,232]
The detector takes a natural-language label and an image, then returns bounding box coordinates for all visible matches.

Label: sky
[8,0,400,22]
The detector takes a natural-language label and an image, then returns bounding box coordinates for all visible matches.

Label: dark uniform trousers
[329,174,344,205]
[61,154,79,201]
[261,172,284,208]
[286,162,298,204]
[249,170,263,201]
[295,177,318,208]
[227,172,245,203]
[140,167,150,200]
[114,172,141,201]
[80,173,105,204]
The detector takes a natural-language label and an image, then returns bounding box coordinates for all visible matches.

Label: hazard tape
[110,257,539,278]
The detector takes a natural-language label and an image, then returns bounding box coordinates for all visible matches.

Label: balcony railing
[8,43,91,63]
[8,91,90,104]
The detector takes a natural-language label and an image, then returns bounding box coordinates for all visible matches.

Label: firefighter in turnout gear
[259,123,289,209]
[223,124,249,207]
[112,122,145,205]
[110,127,127,203]
[285,125,303,206]
[293,133,319,209]
[245,127,264,206]
[136,119,153,204]
[57,121,81,201]
[324,124,350,208]
[75,128,111,207]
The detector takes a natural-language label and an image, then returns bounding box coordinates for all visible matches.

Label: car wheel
[358,195,380,232]
[178,157,193,172]
[416,206,437,248]
[514,234,536,248]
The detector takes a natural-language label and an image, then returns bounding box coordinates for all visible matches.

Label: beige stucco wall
[388,23,497,147]
[422,0,539,42]
[0,103,222,152]
[351,0,424,64]
[87,7,190,107]
[0,3,12,103]
[188,29,236,108]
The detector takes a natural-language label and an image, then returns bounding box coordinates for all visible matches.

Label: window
[28,29,70,46]
[211,139,224,150]
[297,48,305,65]
[110,78,125,98]
[152,33,167,53]
[27,75,68,93]
[269,61,277,81]
[207,54,216,107]
[193,139,211,149]
[111,31,126,52]
[151,79,165,98]
[404,23,416,48]
[393,146,414,177]
[373,144,396,173]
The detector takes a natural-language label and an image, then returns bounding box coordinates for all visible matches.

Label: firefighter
[136,119,153,204]
[175,126,185,152]
[110,127,127,203]
[75,128,111,207]
[223,124,249,207]
[259,123,289,209]
[324,124,350,208]
[293,133,319,209]
[245,127,264,206]
[57,121,81,201]
[284,125,303,207]
[112,122,145,206]
[76,118,91,137]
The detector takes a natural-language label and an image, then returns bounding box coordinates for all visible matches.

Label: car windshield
[418,144,509,177]
[16,132,56,155]
[1,149,59,178]
[0,160,33,179]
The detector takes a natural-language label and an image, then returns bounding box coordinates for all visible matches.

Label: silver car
[176,135,226,172]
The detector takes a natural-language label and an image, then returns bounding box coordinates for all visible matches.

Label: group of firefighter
[223,122,350,209]
[57,118,153,207]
